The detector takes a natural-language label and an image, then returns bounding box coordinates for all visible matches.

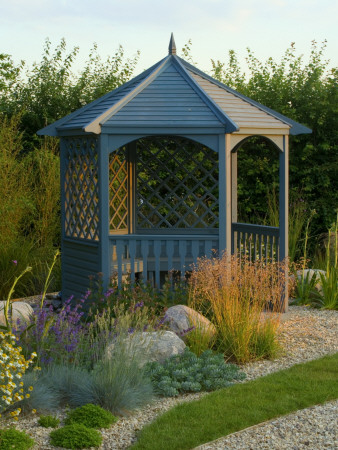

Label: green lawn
[132,353,338,450]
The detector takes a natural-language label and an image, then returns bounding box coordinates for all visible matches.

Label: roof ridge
[177,56,291,128]
[177,56,311,135]
[172,56,238,133]
[84,56,171,133]
[38,57,167,136]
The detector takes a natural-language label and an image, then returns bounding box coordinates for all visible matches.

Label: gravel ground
[6,305,338,449]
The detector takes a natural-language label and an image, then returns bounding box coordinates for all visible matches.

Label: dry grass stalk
[188,253,286,363]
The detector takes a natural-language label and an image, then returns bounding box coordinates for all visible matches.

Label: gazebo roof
[38,35,311,137]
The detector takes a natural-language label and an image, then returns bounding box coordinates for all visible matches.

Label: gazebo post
[279,134,289,311]
[218,134,232,254]
[99,134,110,292]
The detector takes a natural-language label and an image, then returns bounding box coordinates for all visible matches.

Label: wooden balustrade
[231,222,280,262]
[109,235,219,287]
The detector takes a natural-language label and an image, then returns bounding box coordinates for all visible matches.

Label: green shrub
[0,428,35,450]
[38,414,60,428]
[145,348,245,397]
[65,404,117,429]
[49,424,102,449]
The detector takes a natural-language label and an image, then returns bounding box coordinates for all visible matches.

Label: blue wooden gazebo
[38,34,311,308]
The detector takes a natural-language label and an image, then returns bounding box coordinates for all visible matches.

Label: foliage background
[0,39,337,297]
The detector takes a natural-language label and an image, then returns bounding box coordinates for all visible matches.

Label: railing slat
[116,240,124,288]
[129,239,136,283]
[167,240,174,271]
[141,240,148,281]
[191,240,199,267]
[179,240,187,279]
[154,240,161,287]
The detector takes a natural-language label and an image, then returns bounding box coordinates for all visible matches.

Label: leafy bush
[145,348,245,397]
[49,424,102,449]
[65,404,117,428]
[0,428,34,450]
[38,414,60,428]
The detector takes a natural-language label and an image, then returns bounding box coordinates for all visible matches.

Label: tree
[211,41,338,233]
[0,39,140,148]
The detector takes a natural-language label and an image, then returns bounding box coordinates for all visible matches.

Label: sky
[1,0,337,77]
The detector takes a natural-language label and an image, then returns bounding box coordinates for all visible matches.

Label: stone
[105,331,186,365]
[296,269,326,293]
[0,301,34,327]
[164,305,216,340]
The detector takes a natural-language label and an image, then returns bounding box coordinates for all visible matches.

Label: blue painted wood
[104,62,225,128]
[62,240,100,301]
[231,223,280,263]
[141,240,149,280]
[99,134,110,292]
[218,134,227,253]
[177,56,312,136]
[154,240,161,287]
[129,239,136,283]
[167,240,174,272]
[116,240,124,287]
[179,240,187,279]
[191,240,199,266]
[37,59,166,136]
[109,235,219,285]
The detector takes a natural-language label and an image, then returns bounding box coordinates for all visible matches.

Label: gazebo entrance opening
[109,136,220,287]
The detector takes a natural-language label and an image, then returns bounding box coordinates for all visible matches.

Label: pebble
[7,306,338,449]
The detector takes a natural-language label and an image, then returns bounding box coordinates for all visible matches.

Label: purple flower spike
[12,260,17,265]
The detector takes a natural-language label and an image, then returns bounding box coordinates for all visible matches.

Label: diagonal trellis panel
[109,148,128,231]
[63,137,99,240]
[136,136,219,230]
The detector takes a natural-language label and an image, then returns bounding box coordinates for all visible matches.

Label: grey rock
[105,330,186,365]
[164,305,216,340]
[0,301,34,326]
[296,269,326,293]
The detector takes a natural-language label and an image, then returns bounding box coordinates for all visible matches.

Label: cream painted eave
[233,126,290,136]
[229,132,289,152]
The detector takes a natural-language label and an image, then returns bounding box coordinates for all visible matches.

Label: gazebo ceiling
[38,34,311,137]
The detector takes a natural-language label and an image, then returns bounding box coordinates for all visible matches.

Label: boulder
[105,331,186,365]
[164,305,216,340]
[0,301,34,327]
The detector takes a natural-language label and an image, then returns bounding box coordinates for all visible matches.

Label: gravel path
[8,306,338,449]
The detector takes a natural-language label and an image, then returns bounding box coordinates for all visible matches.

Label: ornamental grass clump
[145,348,245,397]
[188,253,285,363]
[0,331,36,420]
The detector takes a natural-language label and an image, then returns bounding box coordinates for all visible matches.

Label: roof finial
[168,33,176,55]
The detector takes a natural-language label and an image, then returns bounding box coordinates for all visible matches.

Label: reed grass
[188,253,285,363]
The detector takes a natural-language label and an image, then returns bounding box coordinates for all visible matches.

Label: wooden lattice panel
[64,137,99,240]
[136,136,219,230]
[109,148,128,231]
